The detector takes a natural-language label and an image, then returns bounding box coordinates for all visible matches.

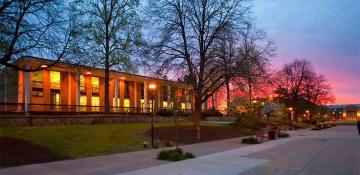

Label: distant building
[326,104,360,120]
[0,57,194,114]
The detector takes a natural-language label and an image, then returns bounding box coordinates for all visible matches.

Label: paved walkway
[1,126,359,175]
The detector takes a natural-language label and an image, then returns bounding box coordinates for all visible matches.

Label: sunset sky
[253,0,360,104]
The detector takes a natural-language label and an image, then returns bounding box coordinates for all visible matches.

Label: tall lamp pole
[289,107,294,130]
[148,83,156,148]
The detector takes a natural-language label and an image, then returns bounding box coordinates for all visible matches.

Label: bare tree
[70,0,142,113]
[0,0,72,71]
[146,0,252,128]
[274,59,334,121]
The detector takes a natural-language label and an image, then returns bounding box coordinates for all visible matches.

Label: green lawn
[0,121,224,159]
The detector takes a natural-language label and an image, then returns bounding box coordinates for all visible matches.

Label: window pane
[32,71,44,88]
[50,71,60,89]
[80,75,86,92]
[124,98,130,108]
[92,96,100,111]
[80,96,87,111]
[92,77,99,93]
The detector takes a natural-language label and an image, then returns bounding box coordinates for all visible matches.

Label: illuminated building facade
[0,57,194,114]
[326,104,360,120]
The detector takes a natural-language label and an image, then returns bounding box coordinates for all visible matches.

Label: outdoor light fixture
[252,100,257,104]
[148,84,156,89]
[120,76,126,80]
[40,64,48,68]
[306,110,309,113]
[289,107,293,111]
[85,71,92,75]
[148,83,156,148]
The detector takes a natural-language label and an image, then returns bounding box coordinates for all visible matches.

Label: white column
[114,80,119,111]
[24,64,31,115]
[144,80,148,112]
[76,73,81,111]
[167,84,171,108]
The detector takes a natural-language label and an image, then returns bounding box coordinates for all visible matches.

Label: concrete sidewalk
[116,126,359,175]
[0,132,255,175]
[2,126,358,175]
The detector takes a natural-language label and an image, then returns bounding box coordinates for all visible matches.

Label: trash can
[268,130,276,140]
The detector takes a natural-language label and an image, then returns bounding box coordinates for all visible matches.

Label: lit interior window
[92,96,100,112]
[187,103,191,109]
[80,75,86,92]
[181,102,185,110]
[124,98,130,108]
[92,77,99,93]
[50,71,60,89]
[113,98,120,107]
[163,101,168,108]
[148,100,154,112]
[80,95,87,111]
[32,71,44,88]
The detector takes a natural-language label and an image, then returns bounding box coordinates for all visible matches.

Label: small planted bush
[156,108,175,117]
[165,141,174,147]
[278,133,290,138]
[157,148,195,161]
[241,137,260,144]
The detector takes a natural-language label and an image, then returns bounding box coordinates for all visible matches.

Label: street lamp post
[252,100,257,131]
[289,107,294,130]
[148,83,156,148]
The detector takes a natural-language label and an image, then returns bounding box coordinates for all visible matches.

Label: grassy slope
[0,121,223,158]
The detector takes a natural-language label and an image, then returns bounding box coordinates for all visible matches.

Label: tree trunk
[193,92,202,130]
[226,78,230,113]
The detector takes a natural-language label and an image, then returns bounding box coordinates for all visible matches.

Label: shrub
[184,152,195,159]
[157,148,195,161]
[156,108,174,117]
[278,133,289,138]
[169,151,183,161]
[157,150,170,160]
[201,110,223,117]
[241,137,260,144]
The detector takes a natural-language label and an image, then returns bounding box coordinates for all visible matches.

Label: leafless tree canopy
[275,59,335,114]
[70,0,142,113]
[0,0,72,71]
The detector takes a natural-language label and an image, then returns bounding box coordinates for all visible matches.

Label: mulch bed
[145,125,247,144]
[0,137,67,168]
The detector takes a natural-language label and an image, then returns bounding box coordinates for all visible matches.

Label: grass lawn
[0,120,225,159]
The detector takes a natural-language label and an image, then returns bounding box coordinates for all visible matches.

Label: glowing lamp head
[40,64,48,68]
[120,76,126,80]
[306,110,309,113]
[252,100,257,104]
[288,107,293,111]
[85,71,92,75]
[148,84,156,90]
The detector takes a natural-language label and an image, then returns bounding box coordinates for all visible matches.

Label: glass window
[163,101,168,108]
[80,95,87,111]
[32,71,43,88]
[124,98,130,108]
[50,71,60,89]
[92,77,99,93]
[91,96,100,111]
[80,75,86,93]
[181,102,185,110]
